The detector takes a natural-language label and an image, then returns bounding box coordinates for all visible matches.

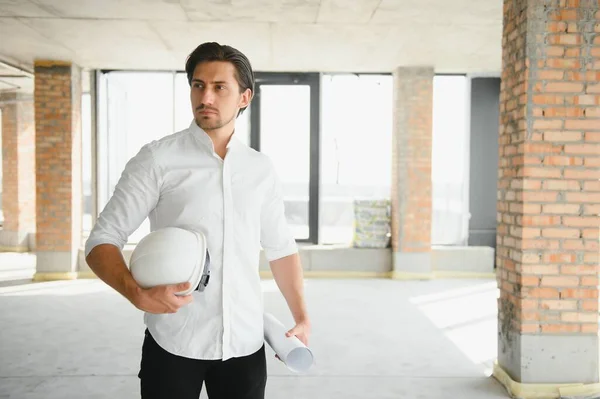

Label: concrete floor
[0,254,508,399]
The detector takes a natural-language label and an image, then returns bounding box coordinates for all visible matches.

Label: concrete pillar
[34,61,82,280]
[391,67,434,278]
[495,0,599,385]
[0,92,35,251]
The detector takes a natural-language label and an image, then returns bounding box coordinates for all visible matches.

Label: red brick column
[0,92,35,251]
[496,0,599,385]
[391,67,433,278]
[34,61,82,278]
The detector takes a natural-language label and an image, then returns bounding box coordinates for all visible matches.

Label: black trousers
[138,329,267,399]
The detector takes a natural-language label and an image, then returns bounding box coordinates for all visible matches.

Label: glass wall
[0,108,3,226]
[95,71,470,246]
[174,72,190,133]
[82,92,92,235]
[320,74,393,244]
[259,85,312,240]
[431,75,470,246]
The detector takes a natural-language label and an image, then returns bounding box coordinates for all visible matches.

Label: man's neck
[206,128,233,146]
[203,124,235,159]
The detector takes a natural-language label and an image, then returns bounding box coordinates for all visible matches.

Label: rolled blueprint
[263,312,314,373]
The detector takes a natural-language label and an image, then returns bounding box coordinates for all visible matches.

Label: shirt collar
[188,120,239,153]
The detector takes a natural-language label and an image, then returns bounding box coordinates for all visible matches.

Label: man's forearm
[86,244,141,304]
[269,253,309,323]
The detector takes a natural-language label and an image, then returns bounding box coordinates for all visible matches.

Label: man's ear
[239,88,252,108]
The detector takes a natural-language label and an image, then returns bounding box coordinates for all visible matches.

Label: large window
[259,85,312,239]
[248,73,320,242]
[320,74,393,244]
[431,75,470,246]
[0,108,3,226]
[82,92,92,235]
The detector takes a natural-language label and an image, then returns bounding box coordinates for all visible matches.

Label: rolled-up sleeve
[84,144,160,257]
[260,161,298,262]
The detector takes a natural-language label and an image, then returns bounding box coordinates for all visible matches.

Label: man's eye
[216,85,225,90]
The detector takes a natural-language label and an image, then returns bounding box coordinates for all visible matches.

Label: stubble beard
[196,111,236,132]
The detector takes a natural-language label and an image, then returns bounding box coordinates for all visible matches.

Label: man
[85,42,311,399]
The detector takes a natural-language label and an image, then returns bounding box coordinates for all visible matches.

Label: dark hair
[185,42,254,116]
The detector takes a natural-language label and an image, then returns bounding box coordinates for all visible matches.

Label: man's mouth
[197,108,217,115]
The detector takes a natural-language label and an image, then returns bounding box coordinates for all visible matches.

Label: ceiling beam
[0,59,34,78]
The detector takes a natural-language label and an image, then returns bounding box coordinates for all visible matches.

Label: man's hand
[275,319,311,362]
[286,319,311,347]
[130,282,194,314]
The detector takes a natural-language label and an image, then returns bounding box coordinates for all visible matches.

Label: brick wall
[497,0,599,340]
[0,92,35,238]
[391,67,433,266]
[34,61,82,256]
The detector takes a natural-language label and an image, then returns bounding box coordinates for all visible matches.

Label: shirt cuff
[263,242,298,262]
[84,237,125,258]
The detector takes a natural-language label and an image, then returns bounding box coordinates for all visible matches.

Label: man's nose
[200,88,216,105]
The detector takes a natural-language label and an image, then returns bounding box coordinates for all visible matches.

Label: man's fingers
[286,326,299,337]
[166,282,191,295]
[173,282,191,292]
[178,294,194,305]
[285,324,310,347]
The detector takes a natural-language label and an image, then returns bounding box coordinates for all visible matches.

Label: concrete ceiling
[0,0,502,93]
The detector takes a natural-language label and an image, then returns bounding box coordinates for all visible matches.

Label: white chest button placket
[221,152,233,359]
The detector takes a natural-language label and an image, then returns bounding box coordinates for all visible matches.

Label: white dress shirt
[85,121,298,361]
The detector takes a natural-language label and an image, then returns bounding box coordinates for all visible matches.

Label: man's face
[190,61,251,132]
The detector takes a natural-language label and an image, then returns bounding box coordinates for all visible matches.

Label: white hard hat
[129,227,210,296]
